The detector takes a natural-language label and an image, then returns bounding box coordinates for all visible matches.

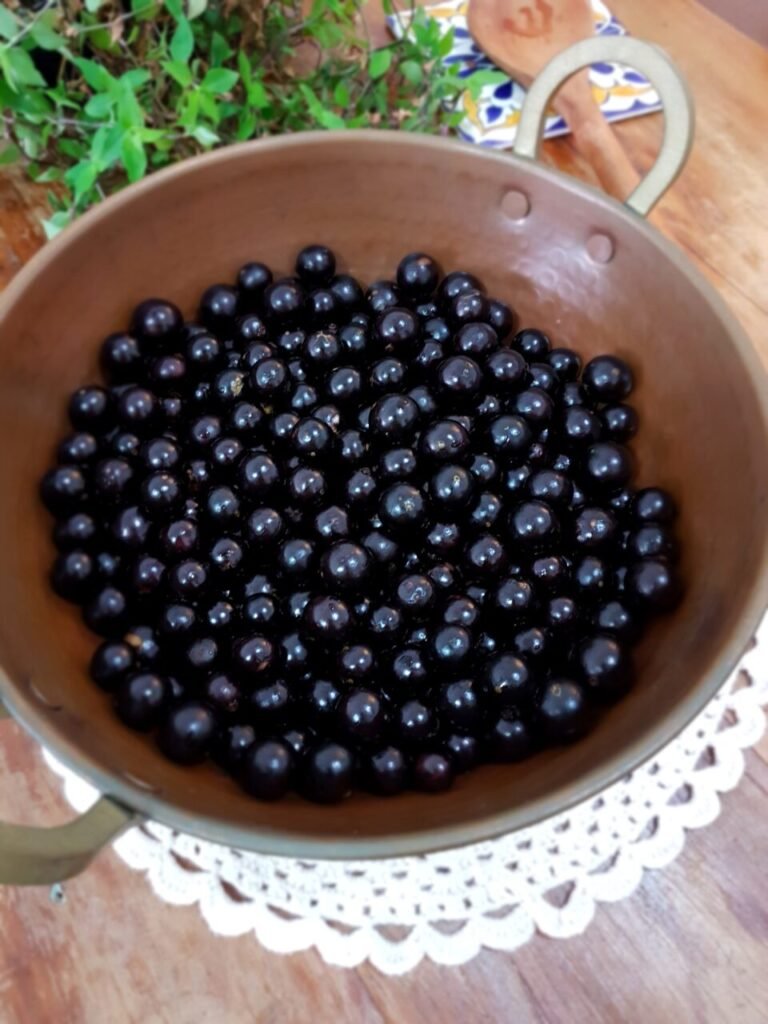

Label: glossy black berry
[365,280,400,315]
[593,599,641,643]
[625,559,681,612]
[101,332,142,382]
[413,752,454,793]
[187,331,222,373]
[249,680,291,725]
[230,635,273,679]
[376,307,419,354]
[296,244,336,286]
[455,321,497,357]
[90,640,134,690]
[158,701,216,764]
[388,645,429,692]
[448,289,489,328]
[169,559,208,599]
[487,714,534,761]
[626,524,678,561]
[54,511,98,551]
[130,298,182,346]
[601,404,638,443]
[396,252,440,298]
[430,464,474,509]
[114,672,169,730]
[379,482,426,533]
[513,388,554,427]
[547,347,582,381]
[436,355,483,403]
[368,604,404,642]
[117,387,157,432]
[321,541,371,592]
[303,742,354,803]
[239,452,279,498]
[546,595,579,632]
[482,653,532,707]
[250,356,289,398]
[68,386,111,433]
[304,594,351,643]
[537,679,593,742]
[41,465,86,514]
[395,574,435,617]
[573,554,608,600]
[241,740,294,800]
[159,602,196,639]
[366,747,408,795]
[487,414,532,459]
[577,634,633,700]
[330,274,364,314]
[263,279,306,325]
[573,506,618,550]
[509,501,559,546]
[583,354,634,402]
[486,299,515,339]
[633,487,677,524]
[529,362,559,394]
[339,689,387,745]
[83,585,128,635]
[514,328,550,360]
[237,261,273,305]
[513,626,548,662]
[485,348,527,393]
[369,394,419,443]
[583,442,632,491]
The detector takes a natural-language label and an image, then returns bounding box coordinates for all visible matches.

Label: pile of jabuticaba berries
[40,247,682,803]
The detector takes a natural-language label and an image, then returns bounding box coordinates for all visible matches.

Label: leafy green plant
[0,0,463,237]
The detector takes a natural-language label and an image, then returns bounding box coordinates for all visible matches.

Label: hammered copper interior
[1,132,766,858]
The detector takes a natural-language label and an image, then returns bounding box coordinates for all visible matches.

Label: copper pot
[1,39,767,884]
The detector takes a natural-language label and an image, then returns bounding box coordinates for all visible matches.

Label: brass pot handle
[0,701,134,886]
[513,36,695,217]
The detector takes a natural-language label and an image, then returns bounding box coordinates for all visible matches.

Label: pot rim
[2,129,767,860]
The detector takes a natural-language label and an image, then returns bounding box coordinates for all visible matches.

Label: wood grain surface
[1,1,767,1021]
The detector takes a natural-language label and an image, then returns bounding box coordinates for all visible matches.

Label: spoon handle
[555,72,640,201]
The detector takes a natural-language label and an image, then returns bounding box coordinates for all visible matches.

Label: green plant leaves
[4,1,463,229]
[201,68,238,94]
[400,60,422,85]
[170,17,195,63]
[0,144,21,166]
[188,0,208,19]
[31,18,67,52]
[84,92,115,118]
[465,68,508,99]
[299,84,347,130]
[0,7,19,41]
[162,60,193,87]
[74,57,116,92]
[190,124,219,147]
[1,48,47,91]
[369,49,392,80]
[121,131,147,182]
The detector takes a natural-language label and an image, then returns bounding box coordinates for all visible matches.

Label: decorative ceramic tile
[387,0,662,148]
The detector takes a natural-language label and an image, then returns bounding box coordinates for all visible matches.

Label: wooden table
[1,1,767,1020]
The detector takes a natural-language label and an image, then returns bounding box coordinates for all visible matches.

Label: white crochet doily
[44,615,768,975]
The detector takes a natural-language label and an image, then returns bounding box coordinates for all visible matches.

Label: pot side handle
[513,36,695,217]
[0,701,135,886]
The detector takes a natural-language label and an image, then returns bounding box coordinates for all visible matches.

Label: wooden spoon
[467,0,640,200]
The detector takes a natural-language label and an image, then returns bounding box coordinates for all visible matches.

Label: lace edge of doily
[43,684,766,974]
[40,616,768,975]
